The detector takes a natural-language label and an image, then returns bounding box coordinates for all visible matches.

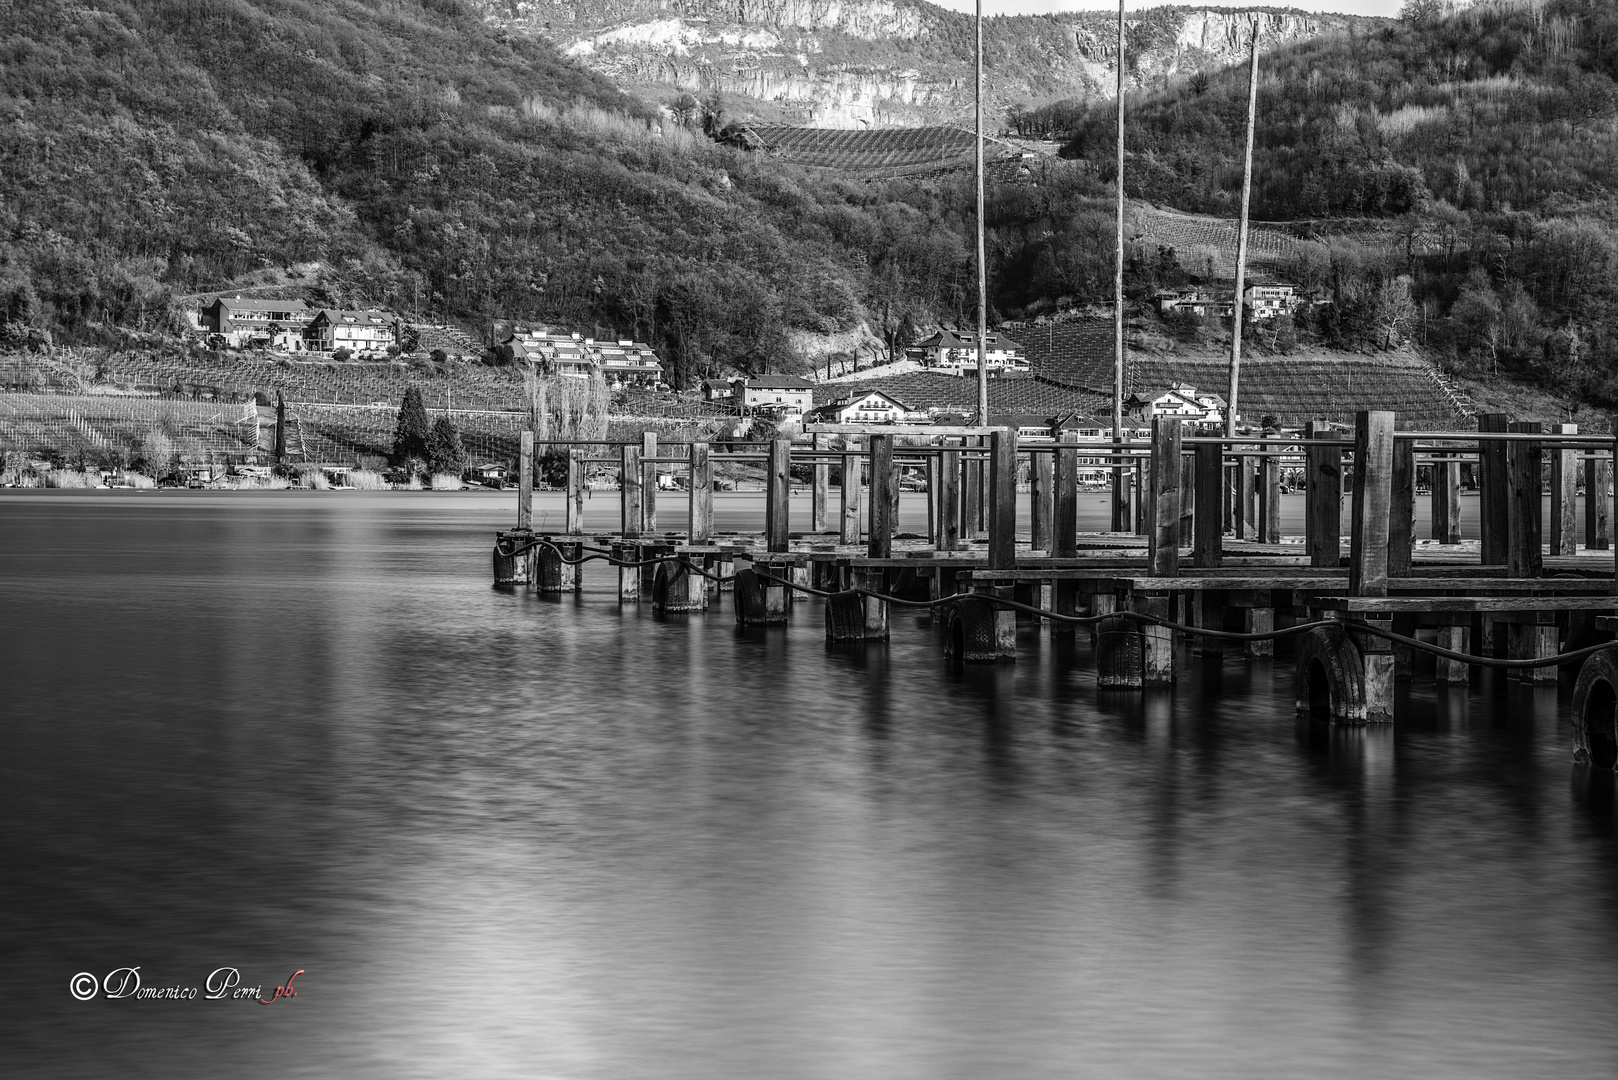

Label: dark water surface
[4,490,1618,1079]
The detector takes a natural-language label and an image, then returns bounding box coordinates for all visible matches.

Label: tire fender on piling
[733,567,767,625]
[825,590,868,641]
[1572,648,1618,769]
[945,595,1009,662]
[1296,623,1368,724]
[1095,614,1143,688]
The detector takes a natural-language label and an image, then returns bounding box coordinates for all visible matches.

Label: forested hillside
[0,0,983,386]
[1055,0,1618,406]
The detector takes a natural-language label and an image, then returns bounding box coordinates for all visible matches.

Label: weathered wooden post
[1506,420,1543,579]
[1141,415,1182,685]
[1389,434,1415,578]
[1031,447,1053,551]
[1305,421,1342,567]
[963,435,985,540]
[1586,452,1611,551]
[565,448,584,534]
[766,438,791,553]
[1431,444,1461,544]
[1052,438,1080,635]
[1192,436,1223,568]
[1507,420,1555,681]
[1478,412,1510,565]
[1551,423,1578,556]
[640,431,657,534]
[868,434,895,559]
[938,445,961,552]
[1258,443,1281,544]
[517,430,534,530]
[811,432,829,533]
[988,428,1018,572]
[689,442,713,544]
[840,436,861,545]
[1348,409,1395,722]
[1237,450,1257,540]
[536,539,579,593]
[620,444,642,539]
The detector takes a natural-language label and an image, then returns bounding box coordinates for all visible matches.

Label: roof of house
[807,389,914,416]
[310,308,393,325]
[214,297,310,314]
[916,329,1025,351]
[744,375,817,390]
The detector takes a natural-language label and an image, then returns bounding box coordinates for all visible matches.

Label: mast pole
[1227,18,1261,438]
[1111,0,1127,531]
[975,0,988,427]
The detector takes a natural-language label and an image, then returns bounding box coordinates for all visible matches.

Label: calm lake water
[4,489,1618,1079]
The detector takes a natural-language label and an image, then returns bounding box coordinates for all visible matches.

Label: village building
[1242,279,1299,321]
[303,309,398,356]
[1125,383,1230,427]
[201,297,314,350]
[913,328,1029,376]
[804,389,918,426]
[734,375,817,419]
[701,379,735,403]
[504,327,596,379]
[593,340,664,388]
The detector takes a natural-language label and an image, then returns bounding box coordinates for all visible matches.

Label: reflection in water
[3,491,1618,1079]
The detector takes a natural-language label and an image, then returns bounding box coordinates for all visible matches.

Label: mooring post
[812,433,829,533]
[988,429,1018,571]
[1435,624,1470,684]
[1258,445,1281,544]
[1192,437,1223,568]
[766,438,791,553]
[1478,412,1510,565]
[565,449,584,534]
[939,446,961,552]
[868,434,895,559]
[640,431,657,534]
[1305,421,1342,567]
[1506,420,1543,579]
[620,444,642,539]
[1348,410,1396,722]
[1586,453,1611,551]
[925,454,937,545]
[689,442,713,544]
[963,436,985,540]
[1389,435,1415,578]
[1031,447,1053,552]
[1053,439,1079,560]
[1133,452,1150,536]
[1551,423,1578,556]
[615,540,640,603]
[1431,443,1461,544]
[517,430,534,530]
[840,437,861,545]
[1140,416,1183,685]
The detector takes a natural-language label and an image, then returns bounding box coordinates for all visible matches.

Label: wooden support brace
[1389,436,1414,578]
[1053,441,1079,560]
[1031,448,1053,551]
[1259,449,1281,544]
[616,541,640,602]
[766,438,791,553]
[1147,416,1183,578]
[1245,605,1274,659]
[1138,593,1175,687]
[1507,615,1559,683]
[938,447,962,552]
[811,433,829,533]
[517,430,534,530]
[1586,455,1610,551]
[840,438,862,546]
[1349,410,1395,598]
[1435,625,1470,684]
[620,446,642,539]
[640,431,657,533]
[1431,447,1461,544]
[566,449,584,534]
[1191,591,1224,655]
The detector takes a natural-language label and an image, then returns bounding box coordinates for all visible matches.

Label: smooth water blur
[4,489,1618,1079]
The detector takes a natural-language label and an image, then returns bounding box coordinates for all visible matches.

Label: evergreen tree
[391,386,430,465]
[427,415,467,477]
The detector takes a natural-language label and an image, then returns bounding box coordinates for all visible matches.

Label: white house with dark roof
[592,339,664,387]
[1126,383,1228,426]
[735,375,817,419]
[804,389,918,426]
[504,326,596,379]
[303,309,397,356]
[913,328,1027,376]
[1242,278,1299,321]
[202,297,314,350]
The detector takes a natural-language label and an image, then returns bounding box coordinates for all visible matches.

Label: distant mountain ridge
[468,1,1384,127]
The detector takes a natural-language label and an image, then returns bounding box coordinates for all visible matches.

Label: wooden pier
[490,414,1618,763]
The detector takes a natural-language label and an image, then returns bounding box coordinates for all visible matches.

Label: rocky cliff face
[470,1,1380,128]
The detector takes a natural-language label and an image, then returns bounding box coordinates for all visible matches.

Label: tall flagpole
[975,0,988,427]
[1111,0,1126,531]
[1227,18,1261,438]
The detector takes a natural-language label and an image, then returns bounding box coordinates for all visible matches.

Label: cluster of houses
[1155,278,1301,321]
[200,298,399,356]
[501,325,665,388]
